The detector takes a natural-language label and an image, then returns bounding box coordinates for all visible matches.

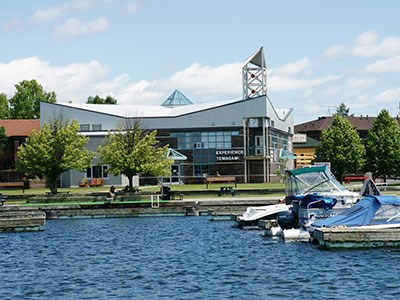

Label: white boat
[277,166,379,241]
[234,202,290,229]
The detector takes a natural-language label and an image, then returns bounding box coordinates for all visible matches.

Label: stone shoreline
[40,197,281,219]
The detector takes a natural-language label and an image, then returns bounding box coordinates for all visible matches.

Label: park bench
[344,174,368,183]
[0,181,25,192]
[205,176,236,188]
[79,178,89,188]
[89,178,104,187]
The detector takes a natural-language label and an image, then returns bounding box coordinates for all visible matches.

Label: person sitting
[109,185,116,199]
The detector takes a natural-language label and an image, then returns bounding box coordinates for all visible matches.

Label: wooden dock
[0,205,46,233]
[314,224,400,249]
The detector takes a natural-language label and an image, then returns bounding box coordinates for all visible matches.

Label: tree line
[315,108,400,182]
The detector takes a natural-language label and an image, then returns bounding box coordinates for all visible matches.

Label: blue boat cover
[295,193,337,210]
[312,195,400,228]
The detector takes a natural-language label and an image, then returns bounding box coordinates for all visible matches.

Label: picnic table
[218,186,236,196]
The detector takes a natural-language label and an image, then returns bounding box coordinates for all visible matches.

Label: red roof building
[0,119,40,173]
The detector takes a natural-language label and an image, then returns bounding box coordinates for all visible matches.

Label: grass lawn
[0,182,285,196]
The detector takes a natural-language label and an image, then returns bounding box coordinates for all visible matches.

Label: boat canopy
[286,166,326,176]
[284,166,347,201]
[313,195,400,228]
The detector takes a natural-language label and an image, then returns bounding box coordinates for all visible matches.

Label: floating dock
[314,224,400,249]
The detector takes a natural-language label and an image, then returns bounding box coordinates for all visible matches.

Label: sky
[1,0,400,124]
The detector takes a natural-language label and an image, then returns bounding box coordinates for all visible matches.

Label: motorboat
[275,166,379,241]
[234,202,290,229]
[312,195,400,248]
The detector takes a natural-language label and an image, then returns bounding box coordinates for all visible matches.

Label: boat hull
[235,204,290,229]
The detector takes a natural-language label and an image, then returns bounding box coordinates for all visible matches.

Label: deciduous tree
[0,93,9,119]
[17,116,93,193]
[0,127,7,155]
[9,80,56,119]
[365,109,400,181]
[315,115,365,181]
[86,95,117,104]
[97,119,172,191]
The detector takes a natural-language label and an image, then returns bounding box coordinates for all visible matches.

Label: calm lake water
[1,216,400,300]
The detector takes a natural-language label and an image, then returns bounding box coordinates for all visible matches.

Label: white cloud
[267,57,343,92]
[31,4,70,23]
[346,77,377,91]
[0,57,108,102]
[269,74,341,92]
[364,55,400,73]
[272,58,311,75]
[125,1,140,14]
[323,44,348,59]
[1,17,24,32]
[0,57,242,105]
[96,62,243,105]
[376,88,400,104]
[352,31,400,57]
[324,31,400,59]
[30,0,100,23]
[53,17,109,39]
[1,51,391,121]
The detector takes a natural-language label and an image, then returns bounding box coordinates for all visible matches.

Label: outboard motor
[277,210,298,229]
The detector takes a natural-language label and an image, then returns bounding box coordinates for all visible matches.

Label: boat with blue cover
[312,195,400,249]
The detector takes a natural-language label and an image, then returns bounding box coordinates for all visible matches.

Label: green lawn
[0,182,285,196]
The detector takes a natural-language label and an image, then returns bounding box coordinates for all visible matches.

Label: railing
[150,194,160,208]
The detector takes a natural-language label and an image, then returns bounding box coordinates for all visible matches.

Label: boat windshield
[285,166,347,197]
[372,205,400,224]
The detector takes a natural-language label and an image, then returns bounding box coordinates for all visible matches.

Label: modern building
[40,48,295,187]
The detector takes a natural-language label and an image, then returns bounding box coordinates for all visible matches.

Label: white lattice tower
[242,47,267,99]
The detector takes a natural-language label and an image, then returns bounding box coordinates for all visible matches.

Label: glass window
[102,165,109,178]
[92,166,102,178]
[86,167,92,178]
[92,124,102,131]
[80,124,90,131]
[86,165,109,179]
[194,164,214,177]
[172,131,240,150]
